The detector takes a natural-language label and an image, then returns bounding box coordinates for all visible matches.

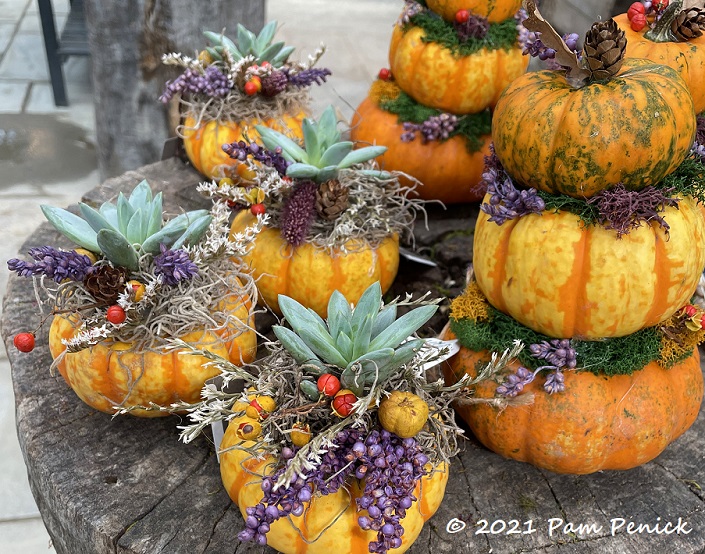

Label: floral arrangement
[160,21,331,126]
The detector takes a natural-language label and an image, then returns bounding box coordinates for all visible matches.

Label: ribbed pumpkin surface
[441,332,704,474]
[492,58,696,198]
[614,13,705,113]
[47,286,256,417]
[388,25,528,114]
[426,0,523,23]
[182,113,305,181]
[230,211,399,317]
[220,405,448,554]
[473,194,705,339]
[350,97,490,203]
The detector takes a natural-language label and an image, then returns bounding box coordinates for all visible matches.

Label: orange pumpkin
[182,113,305,181]
[614,13,705,113]
[492,58,696,198]
[441,330,703,474]
[426,0,523,23]
[350,97,490,203]
[473,193,705,339]
[220,405,448,554]
[388,24,529,114]
[47,281,257,417]
[230,211,399,317]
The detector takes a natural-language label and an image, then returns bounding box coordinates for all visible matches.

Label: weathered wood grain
[4,159,705,554]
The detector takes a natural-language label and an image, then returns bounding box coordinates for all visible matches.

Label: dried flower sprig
[8,246,94,283]
[401,113,458,143]
[222,140,291,177]
[497,339,577,396]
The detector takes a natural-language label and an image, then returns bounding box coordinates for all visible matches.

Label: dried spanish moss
[280,181,318,247]
[587,184,680,238]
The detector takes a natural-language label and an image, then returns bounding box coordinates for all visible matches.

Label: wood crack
[200,503,231,554]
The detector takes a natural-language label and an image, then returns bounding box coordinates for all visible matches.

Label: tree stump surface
[3,158,705,554]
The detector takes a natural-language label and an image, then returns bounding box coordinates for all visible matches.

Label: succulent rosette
[160,21,332,180]
[7,180,263,415]
[162,282,513,554]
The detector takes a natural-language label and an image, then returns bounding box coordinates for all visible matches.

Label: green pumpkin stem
[644,0,683,42]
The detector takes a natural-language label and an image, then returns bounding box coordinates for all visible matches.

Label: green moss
[450,307,665,376]
[379,91,492,152]
[409,11,519,56]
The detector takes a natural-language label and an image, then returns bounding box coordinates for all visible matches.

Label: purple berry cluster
[153,244,199,285]
[159,65,231,103]
[529,339,578,370]
[238,427,429,554]
[496,366,535,397]
[401,113,458,144]
[480,151,545,225]
[8,246,94,283]
[222,140,291,177]
[523,32,579,61]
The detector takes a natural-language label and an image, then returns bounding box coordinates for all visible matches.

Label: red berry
[378,68,392,81]
[317,373,341,396]
[250,203,266,216]
[332,389,357,417]
[627,2,645,20]
[684,304,699,318]
[654,0,669,9]
[13,332,35,353]
[244,81,259,96]
[455,9,470,23]
[630,13,647,31]
[106,305,126,325]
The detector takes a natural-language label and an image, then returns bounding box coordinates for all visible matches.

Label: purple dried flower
[496,366,536,397]
[544,370,565,394]
[222,140,291,176]
[397,0,424,26]
[401,113,458,144]
[153,245,199,285]
[454,14,490,42]
[529,339,577,370]
[587,184,679,238]
[280,181,318,247]
[8,246,94,283]
[283,68,332,89]
[160,65,231,103]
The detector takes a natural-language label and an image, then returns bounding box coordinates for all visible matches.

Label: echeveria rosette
[8,247,94,283]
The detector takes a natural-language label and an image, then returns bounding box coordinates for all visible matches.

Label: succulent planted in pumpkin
[40,180,211,272]
[202,21,295,68]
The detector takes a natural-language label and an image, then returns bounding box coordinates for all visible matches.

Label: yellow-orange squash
[473,194,705,339]
[182,113,305,181]
[388,25,528,114]
[350,97,490,203]
[492,58,696,198]
[230,211,399,317]
[426,0,523,23]
[220,405,448,554]
[441,331,704,474]
[47,284,257,417]
[614,13,705,113]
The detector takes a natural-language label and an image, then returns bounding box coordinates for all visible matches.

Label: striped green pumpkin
[491,58,696,199]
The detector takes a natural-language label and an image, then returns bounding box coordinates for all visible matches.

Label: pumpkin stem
[644,0,684,42]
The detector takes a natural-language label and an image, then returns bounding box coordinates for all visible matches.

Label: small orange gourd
[378,391,430,438]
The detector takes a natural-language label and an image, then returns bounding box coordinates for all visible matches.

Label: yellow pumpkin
[230,211,399,317]
[426,0,523,23]
[388,24,529,114]
[614,13,705,113]
[48,282,257,417]
[473,193,705,339]
[220,406,448,554]
[441,328,704,474]
[182,113,305,181]
[350,97,491,203]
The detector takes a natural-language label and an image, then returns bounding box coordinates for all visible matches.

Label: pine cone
[261,70,289,97]
[315,180,349,221]
[672,8,705,41]
[583,19,627,81]
[83,265,128,303]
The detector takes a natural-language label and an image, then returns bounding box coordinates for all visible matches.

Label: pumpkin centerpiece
[174,283,486,553]
[159,22,331,181]
[204,106,425,317]
[350,0,529,203]
[442,1,705,474]
[8,180,259,416]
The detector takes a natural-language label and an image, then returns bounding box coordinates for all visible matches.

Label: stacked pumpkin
[350,0,529,203]
[442,0,705,474]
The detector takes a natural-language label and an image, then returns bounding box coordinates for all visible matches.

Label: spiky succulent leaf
[205,46,223,61]
[255,125,307,163]
[171,214,212,249]
[272,325,326,373]
[368,305,437,351]
[78,203,120,234]
[99,202,120,229]
[317,106,342,148]
[237,24,257,56]
[386,338,425,372]
[327,290,353,341]
[116,193,135,235]
[302,118,321,166]
[255,21,278,52]
[318,142,354,168]
[313,167,339,183]
[128,180,152,209]
[371,305,397,340]
[358,169,392,179]
[258,41,286,64]
[97,229,140,271]
[335,331,354,362]
[40,205,100,252]
[350,282,381,334]
[146,193,163,237]
[126,209,145,245]
[352,314,375,361]
[338,146,387,169]
[269,46,295,66]
[286,163,320,180]
[341,348,395,394]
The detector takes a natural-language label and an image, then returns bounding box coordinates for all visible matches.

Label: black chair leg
[37,0,68,107]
